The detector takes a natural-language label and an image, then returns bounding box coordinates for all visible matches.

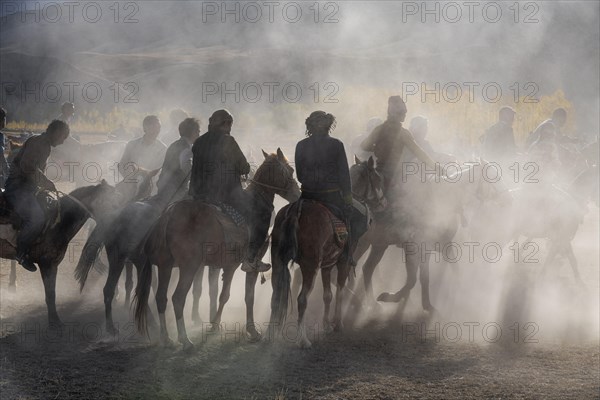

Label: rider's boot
[241,257,271,273]
[15,250,37,272]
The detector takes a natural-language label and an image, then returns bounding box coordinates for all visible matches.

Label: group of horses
[1,135,598,350]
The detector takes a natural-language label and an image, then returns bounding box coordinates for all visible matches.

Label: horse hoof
[333,322,343,333]
[161,337,175,348]
[106,324,119,336]
[323,323,334,334]
[377,292,400,303]
[48,320,64,331]
[298,338,312,349]
[207,323,220,333]
[192,315,203,326]
[246,329,262,343]
[424,305,438,315]
[180,338,194,352]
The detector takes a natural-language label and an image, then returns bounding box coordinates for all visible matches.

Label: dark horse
[134,149,300,349]
[73,168,159,307]
[0,181,119,325]
[269,156,386,348]
[6,168,157,295]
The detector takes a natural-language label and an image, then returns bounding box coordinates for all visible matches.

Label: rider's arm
[336,141,352,205]
[118,141,134,179]
[179,147,193,175]
[360,124,381,153]
[402,130,436,168]
[18,139,53,188]
[226,137,250,176]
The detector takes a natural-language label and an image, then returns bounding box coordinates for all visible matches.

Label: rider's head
[409,115,428,139]
[170,108,189,128]
[0,106,6,130]
[305,111,336,137]
[499,106,516,126]
[388,96,407,122]
[552,108,567,128]
[179,117,201,142]
[47,119,70,146]
[208,109,233,135]
[61,102,75,120]
[142,115,161,141]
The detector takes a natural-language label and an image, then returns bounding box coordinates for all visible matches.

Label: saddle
[294,199,348,247]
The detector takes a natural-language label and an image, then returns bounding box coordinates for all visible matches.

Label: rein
[56,190,96,219]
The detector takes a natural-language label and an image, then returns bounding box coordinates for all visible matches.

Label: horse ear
[276,147,285,161]
[262,149,269,159]
[368,156,375,168]
[100,179,107,186]
[354,155,362,165]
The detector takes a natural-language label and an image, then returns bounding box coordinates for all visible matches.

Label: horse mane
[68,184,103,199]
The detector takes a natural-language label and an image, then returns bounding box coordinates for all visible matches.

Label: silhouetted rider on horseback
[4,120,70,272]
[189,109,271,273]
[156,117,200,203]
[360,96,435,196]
[295,111,359,263]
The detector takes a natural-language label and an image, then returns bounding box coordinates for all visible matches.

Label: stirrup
[16,254,37,272]
[241,259,271,273]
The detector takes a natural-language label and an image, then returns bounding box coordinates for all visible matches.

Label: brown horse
[269,156,386,348]
[134,149,300,349]
[0,181,120,325]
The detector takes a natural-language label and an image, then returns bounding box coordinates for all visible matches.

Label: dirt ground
[1,208,599,399]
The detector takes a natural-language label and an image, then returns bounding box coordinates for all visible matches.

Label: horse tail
[74,221,108,291]
[270,204,299,327]
[133,257,153,335]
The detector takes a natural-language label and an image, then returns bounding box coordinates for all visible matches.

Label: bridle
[352,163,386,210]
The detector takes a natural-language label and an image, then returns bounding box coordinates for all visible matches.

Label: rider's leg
[7,187,45,271]
[241,209,271,272]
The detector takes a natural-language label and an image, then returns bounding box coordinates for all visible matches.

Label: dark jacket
[482,121,516,160]
[156,137,191,201]
[295,134,351,205]
[6,133,53,190]
[189,131,250,203]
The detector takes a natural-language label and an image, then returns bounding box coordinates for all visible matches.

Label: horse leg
[208,267,219,323]
[8,259,17,292]
[419,253,436,313]
[191,266,205,325]
[211,267,235,329]
[172,265,199,350]
[362,245,388,307]
[297,264,317,349]
[156,265,173,346]
[291,266,302,303]
[244,270,261,341]
[333,260,351,332]
[321,267,333,333]
[103,253,126,335]
[540,243,559,278]
[39,262,61,326]
[565,242,584,286]
[124,261,134,307]
[378,251,418,304]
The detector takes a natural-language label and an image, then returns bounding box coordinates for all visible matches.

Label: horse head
[462,160,512,206]
[351,155,387,212]
[253,148,300,202]
[68,179,120,218]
